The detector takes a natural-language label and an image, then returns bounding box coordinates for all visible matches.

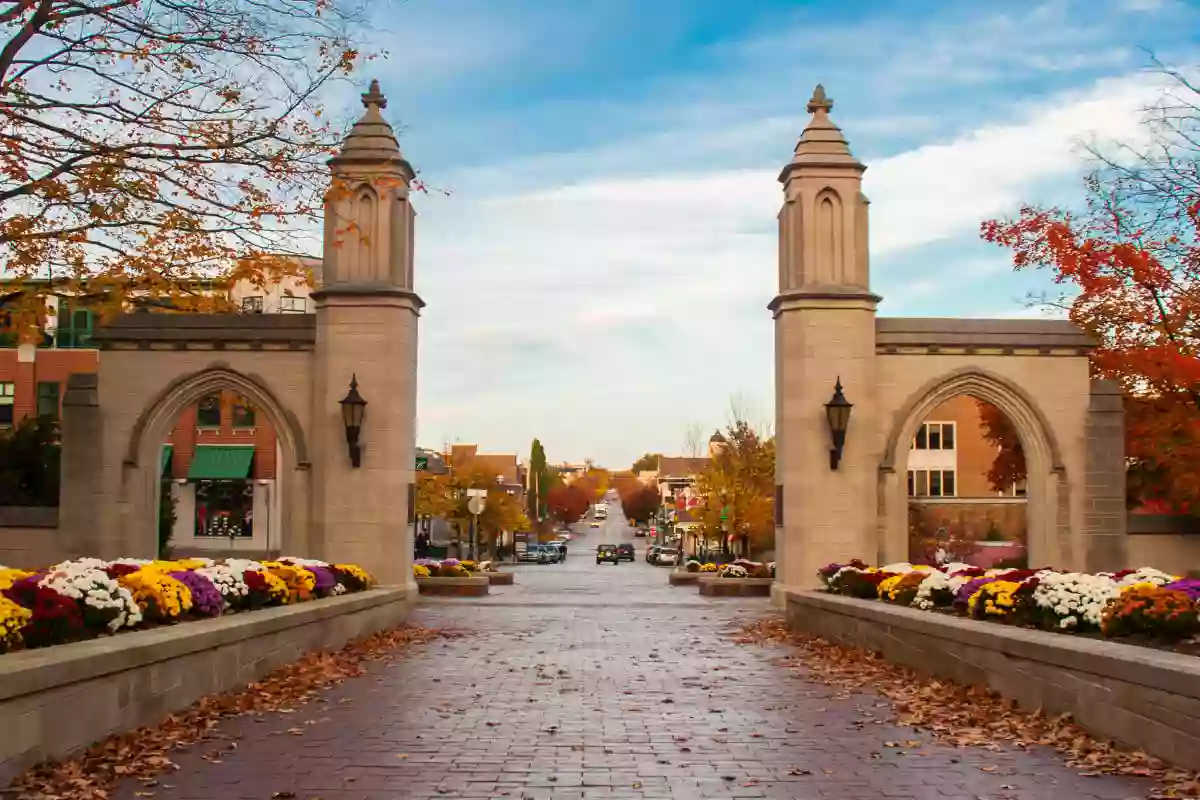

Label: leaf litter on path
[8,625,450,800]
[732,616,1200,799]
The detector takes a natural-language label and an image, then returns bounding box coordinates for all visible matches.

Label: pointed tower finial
[361,79,387,111]
[807,84,833,115]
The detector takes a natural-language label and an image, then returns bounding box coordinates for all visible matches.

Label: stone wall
[785,590,1200,770]
[0,506,63,569]
[0,587,413,785]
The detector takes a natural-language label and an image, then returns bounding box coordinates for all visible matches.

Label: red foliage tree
[620,485,661,525]
[975,400,1026,493]
[982,73,1200,512]
[546,484,591,526]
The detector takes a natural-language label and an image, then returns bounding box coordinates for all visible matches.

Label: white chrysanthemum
[223,558,265,574]
[1116,567,1176,587]
[197,565,250,604]
[52,557,110,572]
[881,562,915,574]
[1033,572,1119,628]
[912,570,954,610]
[278,556,329,568]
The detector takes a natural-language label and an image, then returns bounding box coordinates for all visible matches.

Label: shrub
[1101,586,1200,640]
[685,561,700,573]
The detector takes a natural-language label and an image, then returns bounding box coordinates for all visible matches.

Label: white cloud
[412,70,1167,463]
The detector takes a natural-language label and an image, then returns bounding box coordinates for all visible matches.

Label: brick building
[908,395,1028,546]
[1,268,317,552]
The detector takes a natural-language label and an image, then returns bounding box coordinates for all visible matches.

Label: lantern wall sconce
[339,374,367,468]
[824,377,853,471]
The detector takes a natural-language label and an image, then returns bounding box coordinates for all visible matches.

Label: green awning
[161,444,174,476]
[187,446,253,480]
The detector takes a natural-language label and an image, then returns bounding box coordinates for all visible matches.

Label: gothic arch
[877,366,1070,567]
[124,363,312,558]
[813,187,844,284]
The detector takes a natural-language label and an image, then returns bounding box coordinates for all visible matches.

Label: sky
[344,0,1199,468]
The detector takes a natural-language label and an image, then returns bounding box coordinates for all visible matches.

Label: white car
[656,548,680,567]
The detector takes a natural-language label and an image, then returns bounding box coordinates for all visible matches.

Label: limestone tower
[771,85,879,595]
[310,80,422,587]
[708,429,726,459]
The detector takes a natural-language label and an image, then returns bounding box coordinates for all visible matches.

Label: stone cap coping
[1128,514,1200,535]
[789,590,1200,700]
[0,587,409,702]
[92,313,316,346]
[876,317,1095,350]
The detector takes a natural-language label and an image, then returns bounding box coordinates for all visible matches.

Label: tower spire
[780,83,861,178]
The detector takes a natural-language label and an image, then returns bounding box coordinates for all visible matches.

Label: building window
[241,296,264,313]
[231,398,256,428]
[907,469,957,498]
[196,394,222,428]
[0,382,13,427]
[913,422,955,451]
[54,299,94,348]
[279,295,306,313]
[36,382,60,420]
[1000,480,1028,498]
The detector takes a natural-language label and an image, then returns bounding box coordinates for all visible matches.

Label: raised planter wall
[699,577,773,597]
[485,571,514,586]
[669,570,700,586]
[0,586,414,785]
[786,590,1200,770]
[415,576,489,596]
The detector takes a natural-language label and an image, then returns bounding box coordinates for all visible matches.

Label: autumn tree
[0,0,378,334]
[982,65,1200,511]
[416,466,529,558]
[620,484,660,525]
[546,483,590,526]
[975,400,1026,493]
[630,453,661,473]
[693,420,775,557]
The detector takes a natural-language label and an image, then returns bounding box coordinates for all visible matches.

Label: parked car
[633,528,647,538]
[547,542,567,562]
[518,546,541,563]
[596,545,620,565]
[646,546,661,565]
[616,543,635,561]
[656,548,680,567]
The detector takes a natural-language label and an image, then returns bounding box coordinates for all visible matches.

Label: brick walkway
[112,530,1152,799]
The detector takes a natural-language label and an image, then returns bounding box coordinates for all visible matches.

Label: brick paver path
[114,523,1151,799]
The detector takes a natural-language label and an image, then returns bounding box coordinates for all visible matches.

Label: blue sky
[347,0,1198,467]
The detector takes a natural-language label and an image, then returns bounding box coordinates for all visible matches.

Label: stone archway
[878,367,1069,569]
[124,364,312,560]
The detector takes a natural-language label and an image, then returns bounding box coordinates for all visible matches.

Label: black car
[616,543,635,561]
[597,545,620,565]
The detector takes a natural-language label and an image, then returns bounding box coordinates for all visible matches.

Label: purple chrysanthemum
[954,576,998,606]
[308,565,337,593]
[169,571,224,617]
[1164,578,1200,602]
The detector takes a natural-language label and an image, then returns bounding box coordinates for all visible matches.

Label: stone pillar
[310,81,420,588]
[58,373,111,559]
[772,86,880,599]
[1082,378,1127,572]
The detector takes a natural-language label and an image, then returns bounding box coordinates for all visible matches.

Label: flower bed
[413,558,505,579]
[0,556,373,655]
[685,558,776,578]
[817,560,1200,654]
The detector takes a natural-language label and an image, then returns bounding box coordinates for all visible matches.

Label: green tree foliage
[0,417,60,506]
[631,453,661,473]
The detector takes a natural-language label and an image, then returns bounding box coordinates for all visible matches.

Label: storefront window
[194,480,253,537]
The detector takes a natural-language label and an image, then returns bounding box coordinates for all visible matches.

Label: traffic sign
[415,456,428,470]
[467,496,486,515]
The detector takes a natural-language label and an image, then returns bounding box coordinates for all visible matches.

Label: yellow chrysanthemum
[0,568,32,591]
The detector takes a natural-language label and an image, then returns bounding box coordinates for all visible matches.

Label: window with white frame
[907,469,957,497]
[0,382,13,427]
[912,421,956,450]
[241,296,264,313]
[999,479,1028,498]
[279,295,306,313]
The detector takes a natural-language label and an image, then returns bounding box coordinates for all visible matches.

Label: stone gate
[771,86,1129,599]
[53,81,420,588]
